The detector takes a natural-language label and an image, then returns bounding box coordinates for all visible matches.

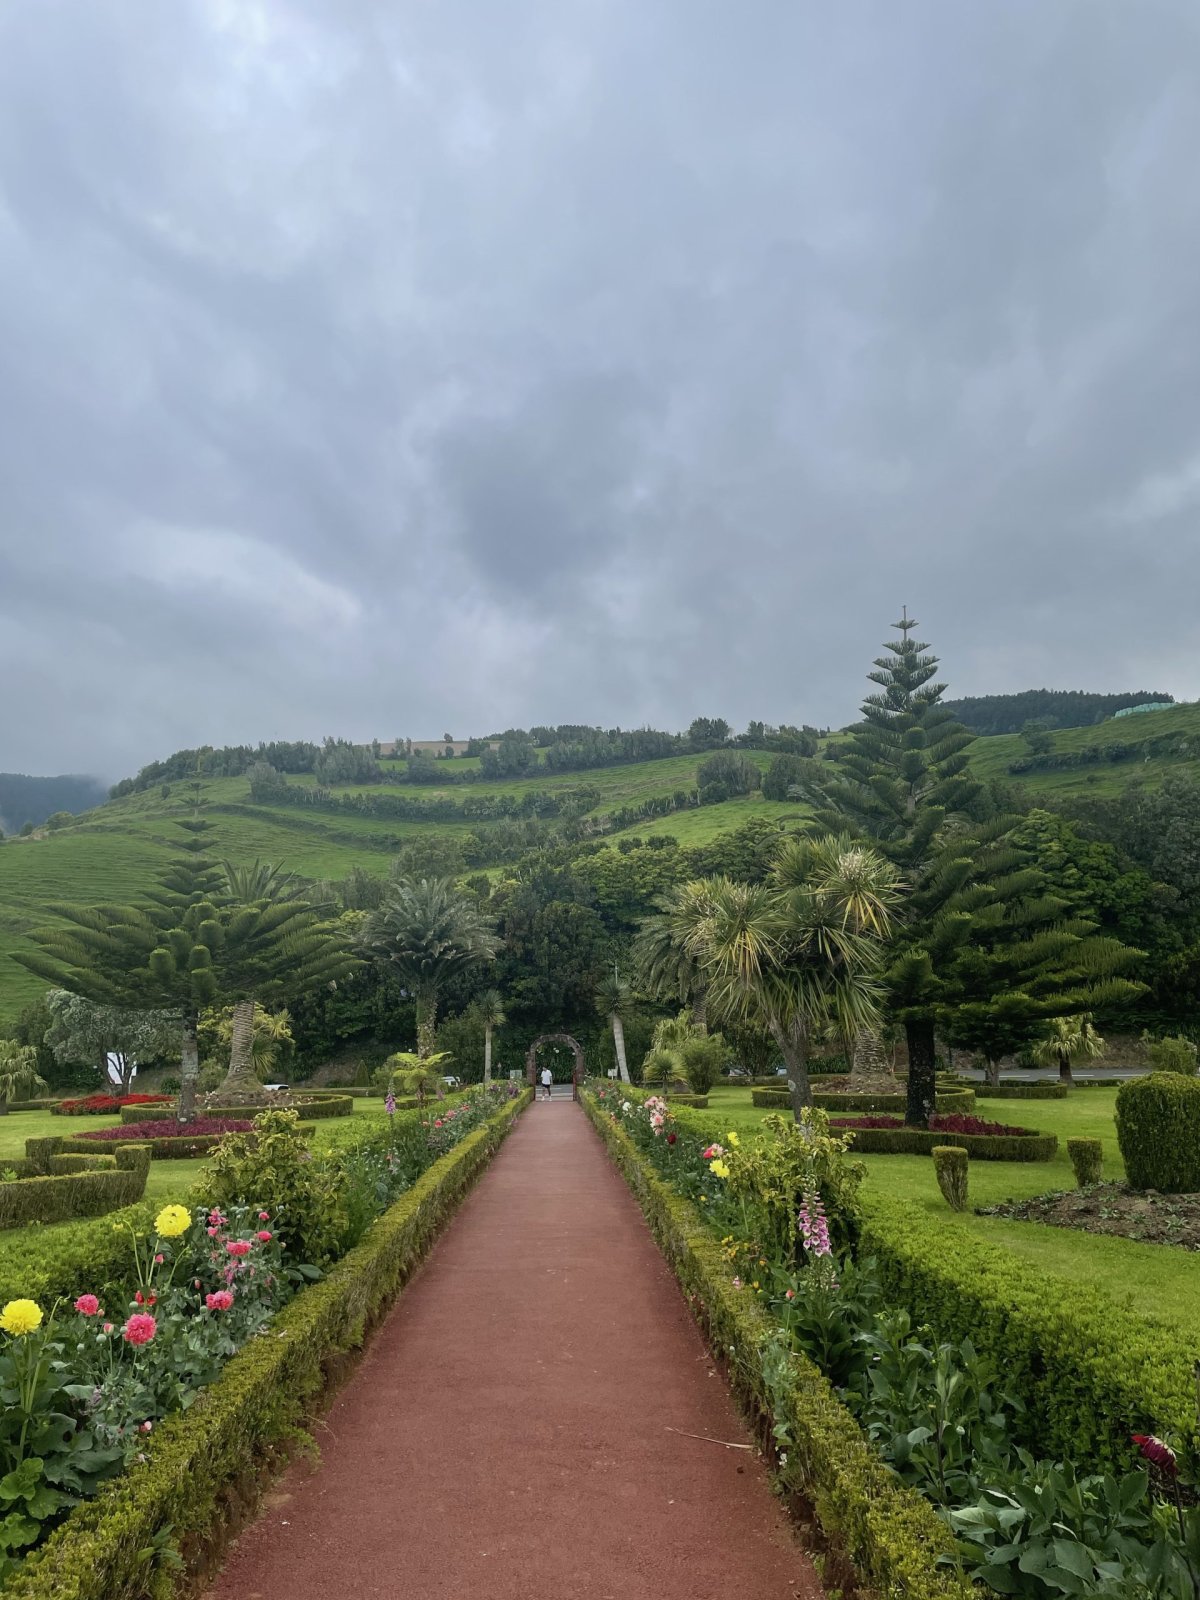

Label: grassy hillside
[2,705,1196,1026]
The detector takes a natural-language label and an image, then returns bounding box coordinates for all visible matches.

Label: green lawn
[700,1084,1200,1339]
[0,1100,390,1219]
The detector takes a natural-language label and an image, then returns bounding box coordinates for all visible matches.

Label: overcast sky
[2,1,1199,782]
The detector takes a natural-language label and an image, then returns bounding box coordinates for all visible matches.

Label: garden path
[204,1099,821,1600]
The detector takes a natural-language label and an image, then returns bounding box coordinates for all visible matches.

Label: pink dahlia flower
[205,1290,235,1312]
[74,1294,101,1317]
[225,1239,252,1257]
[122,1313,157,1346]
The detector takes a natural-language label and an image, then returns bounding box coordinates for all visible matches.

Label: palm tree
[0,1039,46,1115]
[359,878,500,1059]
[595,968,633,1083]
[1032,1014,1105,1086]
[677,836,901,1118]
[774,835,904,1088]
[640,1014,693,1097]
[476,989,506,1083]
[633,882,713,1033]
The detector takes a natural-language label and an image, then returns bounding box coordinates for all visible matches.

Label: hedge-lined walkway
[205,1100,819,1599]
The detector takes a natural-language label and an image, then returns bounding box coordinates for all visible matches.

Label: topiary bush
[1142,1034,1198,1076]
[1066,1137,1103,1188]
[931,1146,969,1211]
[1115,1073,1200,1193]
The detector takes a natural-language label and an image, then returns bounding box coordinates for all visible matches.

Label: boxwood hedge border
[750,1088,977,1115]
[579,1089,967,1600]
[832,1124,1058,1161]
[0,1089,532,1600]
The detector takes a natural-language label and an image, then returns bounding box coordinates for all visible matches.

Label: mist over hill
[0,773,108,835]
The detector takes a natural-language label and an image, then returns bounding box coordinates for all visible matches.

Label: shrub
[199,1109,349,1267]
[79,1117,253,1140]
[932,1146,969,1211]
[750,1088,976,1114]
[1142,1034,1198,1076]
[47,1154,117,1174]
[679,1035,728,1096]
[975,1082,1069,1100]
[0,1202,147,1308]
[831,1123,1057,1161]
[1115,1073,1200,1193]
[1066,1137,1103,1188]
[857,1191,1199,1468]
[0,1146,150,1228]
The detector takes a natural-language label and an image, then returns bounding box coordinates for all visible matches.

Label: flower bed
[751,1087,977,1114]
[0,1086,530,1597]
[54,1094,172,1117]
[120,1095,354,1124]
[830,1116,1058,1161]
[79,1117,254,1141]
[979,1183,1200,1249]
[582,1086,1200,1598]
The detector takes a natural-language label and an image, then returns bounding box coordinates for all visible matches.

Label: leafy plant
[1066,1137,1103,1188]
[932,1145,969,1212]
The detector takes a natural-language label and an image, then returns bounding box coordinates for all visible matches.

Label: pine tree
[809,612,996,1125]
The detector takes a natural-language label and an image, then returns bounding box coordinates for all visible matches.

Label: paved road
[204,1099,820,1600]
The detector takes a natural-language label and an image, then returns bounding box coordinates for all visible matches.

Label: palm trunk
[985,1056,1002,1091]
[904,1016,937,1128]
[611,1013,630,1083]
[177,1010,201,1125]
[416,997,437,1061]
[768,1014,811,1115]
[849,1026,891,1086]
[218,998,262,1099]
[690,988,708,1036]
[1058,1049,1073,1086]
[484,1023,493,1084]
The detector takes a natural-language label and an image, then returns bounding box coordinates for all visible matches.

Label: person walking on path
[540,1063,553,1100]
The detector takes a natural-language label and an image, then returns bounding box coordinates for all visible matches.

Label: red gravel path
[204,1101,822,1600]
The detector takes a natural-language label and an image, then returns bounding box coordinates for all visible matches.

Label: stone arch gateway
[526,1033,586,1099]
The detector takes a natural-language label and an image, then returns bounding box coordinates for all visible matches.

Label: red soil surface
[204,1100,821,1600]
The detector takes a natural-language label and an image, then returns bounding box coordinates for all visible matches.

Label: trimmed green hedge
[0,1090,532,1600]
[47,1154,118,1175]
[837,1125,1057,1161]
[579,1091,966,1600]
[119,1095,354,1125]
[1115,1073,1200,1193]
[300,1085,371,1098]
[750,1088,976,1114]
[1,1100,64,1113]
[0,1147,151,1229]
[858,1191,1200,1470]
[0,1202,152,1308]
[975,1082,1069,1100]
[33,1130,283,1162]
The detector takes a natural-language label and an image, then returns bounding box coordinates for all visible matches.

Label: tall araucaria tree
[807,611,996,1126]
[16,818,356,1122]
[358,877,500,1059]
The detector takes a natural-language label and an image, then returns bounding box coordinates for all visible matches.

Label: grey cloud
[2,0,1200,781]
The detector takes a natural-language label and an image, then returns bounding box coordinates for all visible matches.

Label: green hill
[3,703,1197,1026]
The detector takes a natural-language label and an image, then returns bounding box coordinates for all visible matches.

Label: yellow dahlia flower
[709,1158,730,1180]
[155,1204,192,1239]
[1,1299,44,1337]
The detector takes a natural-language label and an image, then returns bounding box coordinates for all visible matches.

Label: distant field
[3,705,1197,1026]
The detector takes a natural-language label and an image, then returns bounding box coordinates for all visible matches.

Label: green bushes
[750,1088,976,1114]
[580,1092,966,1600]
[118,1094,353,1124]
[1142,1034,1198,1076]
[976,1082,1069,1101]
[47,1154,117,1174]
[0,1202,149,1308]
[840,1126,1057,1161]
[0,1146,150,1228]
[1115,1073,1200,1193]
[857,1191,1199,1468]
[1067,1137,1103,1188]
[0,1092,530,1600]
[52,1131,259,1161]
[932,1146,969,1211]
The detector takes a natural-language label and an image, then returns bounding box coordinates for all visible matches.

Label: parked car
[263,1082,290,1093]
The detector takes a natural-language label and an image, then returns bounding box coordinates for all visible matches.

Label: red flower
[205,1290,235,1312]
[134,1290,158,1307]
[1132,1434,1178,1476]
[74,1294,101,1316]
[257,1230,273,1243]
[122,1313,157,1346]
[666,1132,677,1145]
[225,1239,252,1257]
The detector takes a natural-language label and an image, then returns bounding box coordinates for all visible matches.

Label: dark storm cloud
[2,0,1199,780]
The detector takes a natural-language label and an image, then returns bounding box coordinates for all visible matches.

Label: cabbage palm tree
[359,878,500,1059]
[476,989,506,1083]
[677,836,901,1118]
[1032,1014,1105,1085]
[595,968,633,1083]
[0,1039,46,1115]
[633,882,712,1033]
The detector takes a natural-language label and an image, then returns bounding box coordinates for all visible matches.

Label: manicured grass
[701,1084,1199,1340]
